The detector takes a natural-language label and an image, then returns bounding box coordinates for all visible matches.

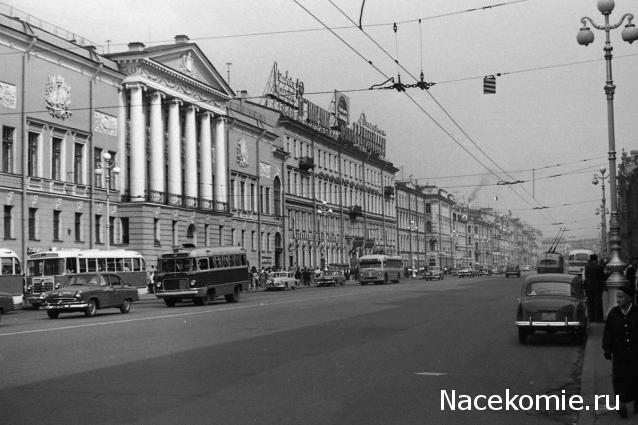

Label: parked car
[44,272,140,319]
[316,270,346,287]
[478,268,492,276]
[522,265,531,272]
[491,267,501,275]
[457,268,474,278]
[425,266,444,281]
[0,292,15,323]
[264,271,298,291]
[505,264,521,278]
[515,273,588,344]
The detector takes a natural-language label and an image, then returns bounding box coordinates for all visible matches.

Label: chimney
[175,35,190,44]
[128,42,145,52]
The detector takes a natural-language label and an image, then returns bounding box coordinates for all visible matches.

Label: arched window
[426,221,432,233]
[274,176,282,216]
[186,224,196,245]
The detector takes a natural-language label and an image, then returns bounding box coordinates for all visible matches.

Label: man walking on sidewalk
[603,286,638,418]
[585,254,606,322]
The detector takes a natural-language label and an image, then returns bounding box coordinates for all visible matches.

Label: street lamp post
[95,152,120,250]
[409,219,418,278]
[577,0,638,313]
[592,167,609,257]
[316,200,332,270]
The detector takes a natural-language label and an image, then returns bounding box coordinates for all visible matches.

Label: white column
[128,84,145,201]
[184,105,198,207]
[117,88,127,191]
[149,91,165,202]
[167,99,182,205]
[214,117,227,211]
[199,112,213,209]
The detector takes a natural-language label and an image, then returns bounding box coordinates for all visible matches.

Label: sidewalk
[579,322,622,424]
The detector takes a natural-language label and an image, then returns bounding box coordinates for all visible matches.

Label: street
[0,275,583,425]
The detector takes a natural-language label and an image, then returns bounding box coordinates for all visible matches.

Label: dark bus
[154,246,249,307]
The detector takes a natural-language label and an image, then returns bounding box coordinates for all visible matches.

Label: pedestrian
[603,285,638,418]
[585,254,606,323]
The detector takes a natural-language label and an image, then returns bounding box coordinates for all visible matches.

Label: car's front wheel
[47,310,59,319]
[120,299,131,314]
[85,299,97,317]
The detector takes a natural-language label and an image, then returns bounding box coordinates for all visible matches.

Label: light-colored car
[425,266,444,281]
[264,271,298,291]
[458,268,473,278]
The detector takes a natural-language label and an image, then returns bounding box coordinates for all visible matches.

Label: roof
[524,273,579,284]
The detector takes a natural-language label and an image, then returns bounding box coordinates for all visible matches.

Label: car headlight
[266,279,274,284]
[74,291,83,299]
[190,280,196,287]
[156,282,162,288]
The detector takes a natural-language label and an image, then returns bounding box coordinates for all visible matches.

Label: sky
[5,0,638,242]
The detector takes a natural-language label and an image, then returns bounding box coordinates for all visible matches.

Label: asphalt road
[0,274,583,425]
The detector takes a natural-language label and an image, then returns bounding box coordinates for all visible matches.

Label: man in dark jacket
[585,254,606,322]
[603,285,638,418]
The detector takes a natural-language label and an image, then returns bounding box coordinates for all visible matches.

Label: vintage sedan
[264,271,298,291]
[425,266,444,281]
[515,273,588,344]
[0,292,15,323]
[505,264,521,278]
[45,272,140,319]
[316,270,346,287]
[457,268,474,278]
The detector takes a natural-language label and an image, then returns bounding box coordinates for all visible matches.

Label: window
[4,205,13,239]
[121,217,130,244]
[240,181,245,210]
[109,216,115,246]
[74,142,84,184]
[172,220,177,246]
[53,210,61,241]
[27,132,39,177]
[95,215,102,244]
[2,126,14,173]
[75,212,82,242]
[154,218,161,246]
[230,178,235,209]
[107,151,116,190]
[94,147,103,188]
[425,203,431,214]
[28,208,37,240]
[51,137,62,181]
[265,187,271,214]
[250,183,256,212]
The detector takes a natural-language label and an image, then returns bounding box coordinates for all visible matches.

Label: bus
[25,249,148,309]
[567,249,595,276]
[357,254,403,285]
[537,252,565,274]
[154,246,249,307]
[0,249,24,308]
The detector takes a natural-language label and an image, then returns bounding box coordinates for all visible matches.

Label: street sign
[483,75,496,94]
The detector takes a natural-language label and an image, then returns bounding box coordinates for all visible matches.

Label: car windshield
[324,271,340,276]
[272,272,287,278]
[68,274,106,286]
[526,281,574,297]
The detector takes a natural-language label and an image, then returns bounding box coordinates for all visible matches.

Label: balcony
[349,205,363,220]
[299,156,315,171]
[384,186,395,197]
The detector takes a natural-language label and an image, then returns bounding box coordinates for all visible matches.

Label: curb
[578,323,602,425]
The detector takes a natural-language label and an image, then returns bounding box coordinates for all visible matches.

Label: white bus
[357,254,403,285]
[0,249,24,307]
[567,249,594,276]
[26,249,148,309]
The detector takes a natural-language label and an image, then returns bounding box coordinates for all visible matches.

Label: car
[264,271,298,291]
[478,268,492,276]
[316,270,346,287]
[425,266,444,281]
[515,273,588,344]
[44,272,140,319]
[491,267,501,275]
[505,264,521,278]
[457,268,473,278]
[522,265,531,272]
[0,292,15,323]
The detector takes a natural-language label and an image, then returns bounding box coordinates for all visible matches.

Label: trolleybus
[357,254,403,285]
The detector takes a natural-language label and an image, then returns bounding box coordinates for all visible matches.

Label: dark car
[0,292,15,323]
[425,266,444,281]
[457,268,474,278]
[316,270,346,287]
[45,272,140,319]
[515,273,588,344]
[505,264,521,278]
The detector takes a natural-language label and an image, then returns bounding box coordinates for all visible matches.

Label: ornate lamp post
[316,200,332,270]
[577,0,638,312]
[409,219,418,278]
[592,167,609,257]
[95,152,120,250]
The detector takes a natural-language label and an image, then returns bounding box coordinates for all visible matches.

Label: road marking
[0,288,401,338]
[415,372,447,376]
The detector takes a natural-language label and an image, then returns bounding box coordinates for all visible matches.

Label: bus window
[115,259,124,272]
[66,258,78,274]
[15,260,21,275]
[97,258,106,272]
[123,258,132,272]
[140,258,146,270]
[107,258,116,272]
[213,256,221,268]
[241,255,246,266]
[223,256,230,268]
[87,258,97,272]
[79,258,87,273]
[1,258,12,274]
[209,257,216,269]
[132,258,141,272]
[198,258,209,270]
